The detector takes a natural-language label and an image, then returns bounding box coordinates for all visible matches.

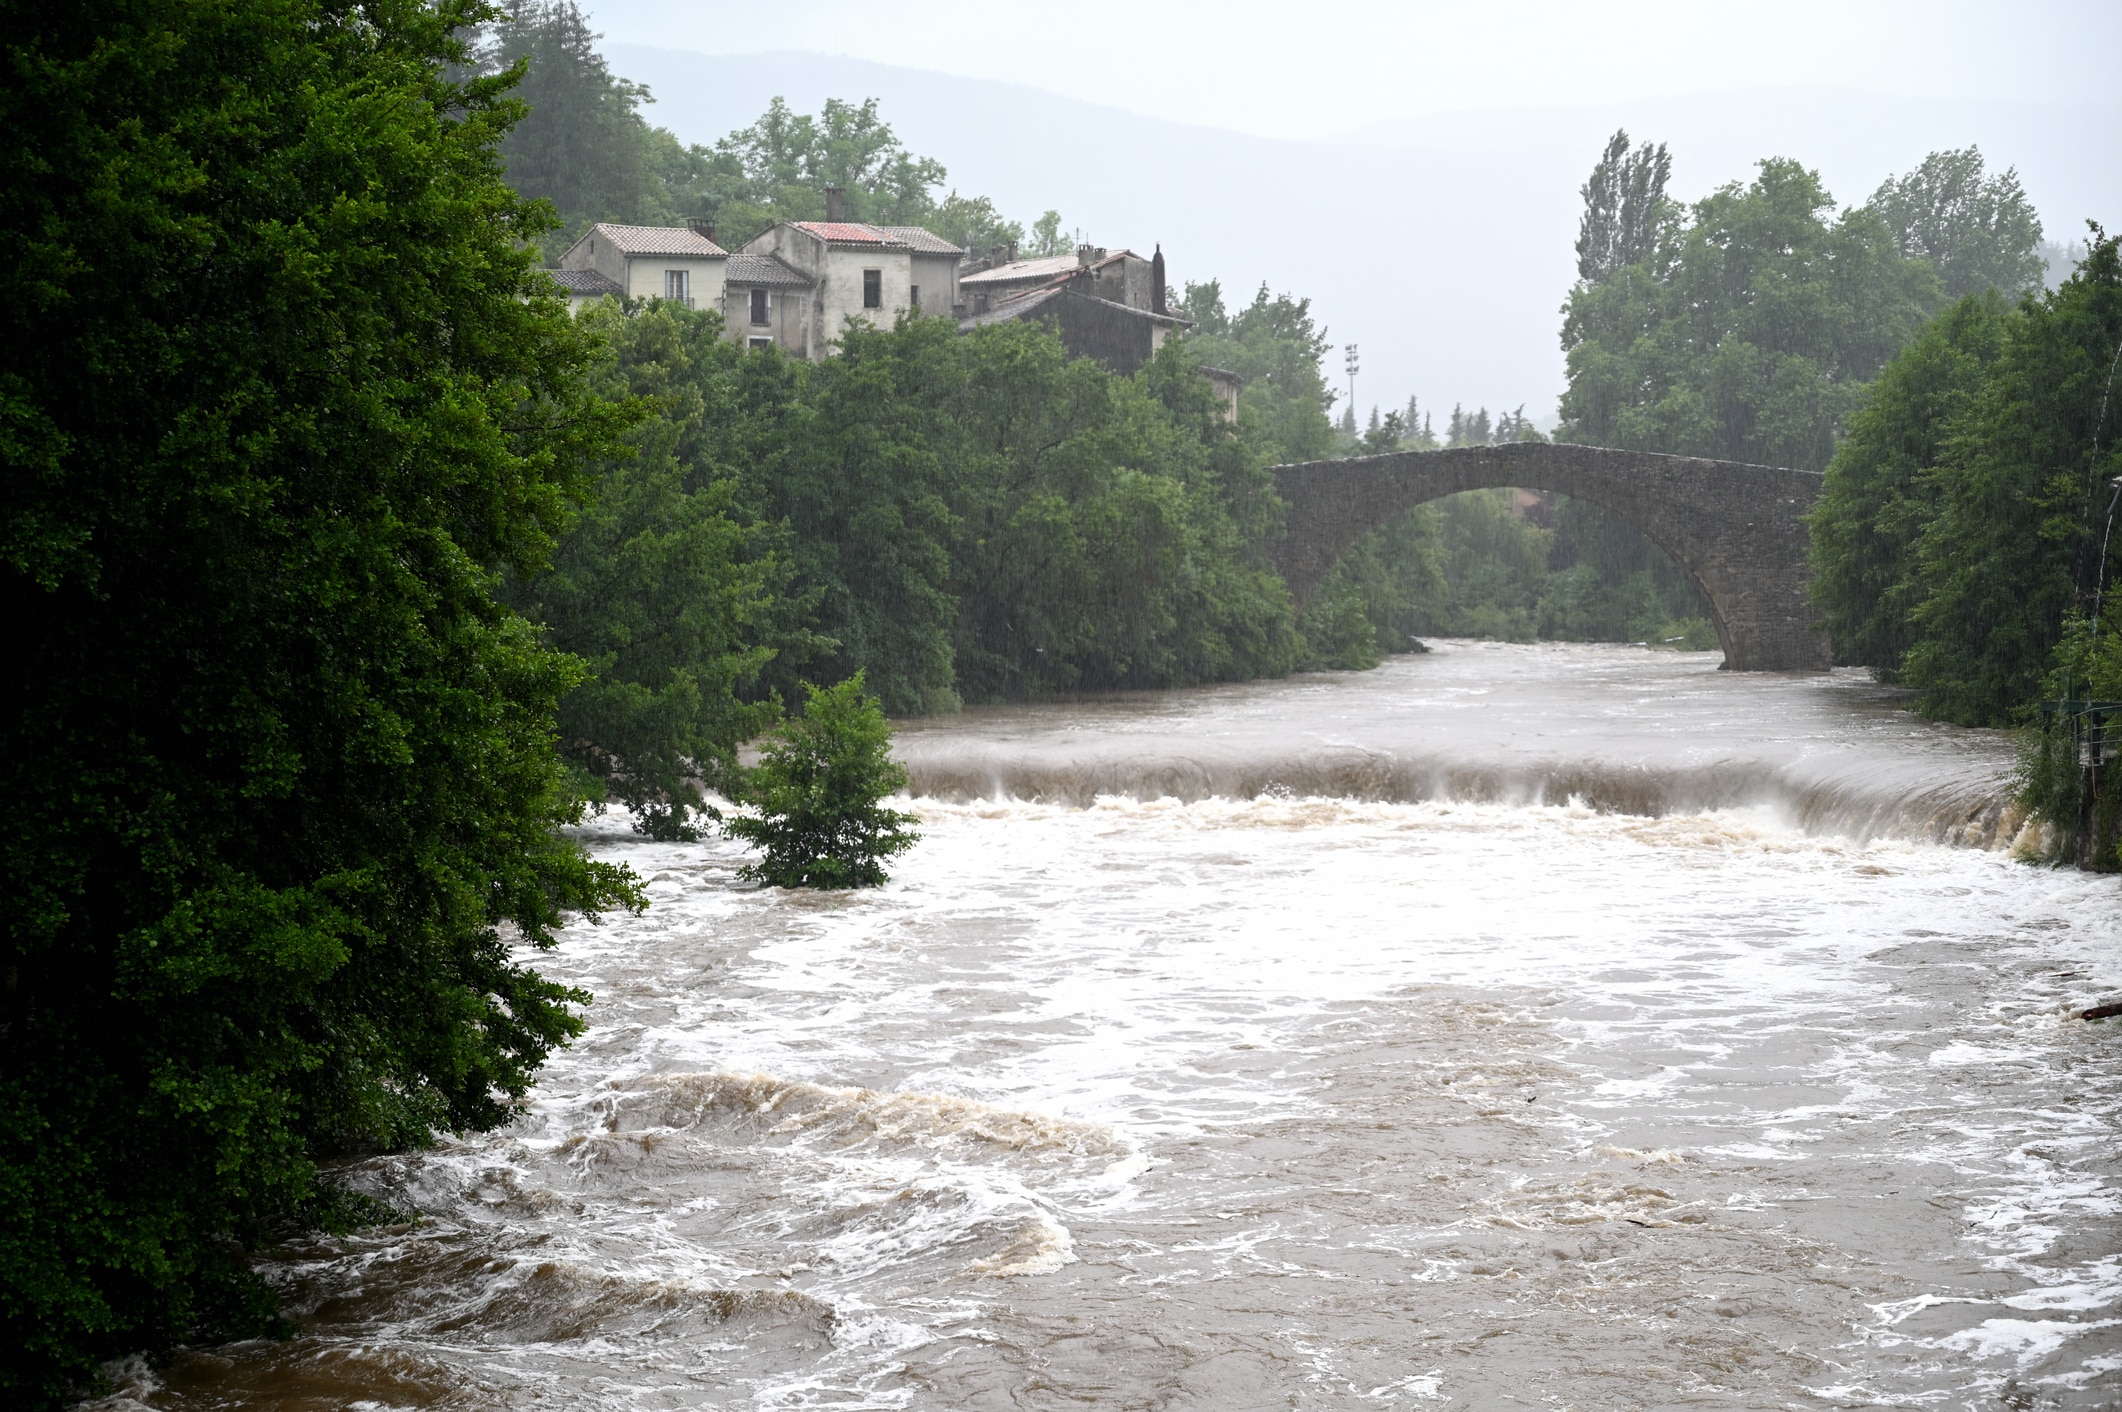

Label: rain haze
[583,0,2120,424]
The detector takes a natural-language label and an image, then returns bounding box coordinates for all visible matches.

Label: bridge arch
[1270,442,1832,671]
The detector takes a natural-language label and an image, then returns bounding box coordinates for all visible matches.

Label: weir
[1269,442,1833,671]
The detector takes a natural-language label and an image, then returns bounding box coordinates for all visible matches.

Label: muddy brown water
[93,643,2122,1409]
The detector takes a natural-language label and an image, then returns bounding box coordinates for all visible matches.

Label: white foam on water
[98,645,2122,1410]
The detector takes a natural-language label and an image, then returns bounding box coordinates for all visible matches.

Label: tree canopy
[1808,231,2122,726]
[724,673,920,889]
[1558,155,1942,472]
[1869,146,2046,300]
[2,0,639,1402]
[1575,129,1672,284]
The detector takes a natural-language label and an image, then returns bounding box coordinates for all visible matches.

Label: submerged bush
[724,674,920,888]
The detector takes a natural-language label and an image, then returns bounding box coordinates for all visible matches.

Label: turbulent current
[95,642,2122,1410]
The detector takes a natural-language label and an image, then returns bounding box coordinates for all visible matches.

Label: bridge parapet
[1269,442,1831,671]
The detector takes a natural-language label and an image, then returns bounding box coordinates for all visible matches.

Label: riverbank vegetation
[1807,235,2121,730]
[2,2,647,1402]
[1804,233,2121,861]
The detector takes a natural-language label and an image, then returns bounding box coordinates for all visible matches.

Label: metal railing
[2036,689,2122,770]
[2034,681,2122,868]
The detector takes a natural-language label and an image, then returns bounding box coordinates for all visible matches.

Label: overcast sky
[582,0,2118,140]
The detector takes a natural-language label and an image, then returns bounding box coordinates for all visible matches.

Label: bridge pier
[1269,443,1833,672]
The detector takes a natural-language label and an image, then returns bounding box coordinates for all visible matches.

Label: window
[750,288,769,325]
[862,269,882,309]
[665,268,689,305]
[910,284,921,311]
[748,337,773,351]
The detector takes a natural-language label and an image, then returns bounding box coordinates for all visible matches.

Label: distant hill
[607,43,2119,423]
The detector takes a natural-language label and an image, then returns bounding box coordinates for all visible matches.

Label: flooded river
[99,643,2122,1409]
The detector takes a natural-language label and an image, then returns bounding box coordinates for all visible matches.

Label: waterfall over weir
[896,639,2020,847]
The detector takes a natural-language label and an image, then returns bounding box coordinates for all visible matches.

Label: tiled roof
[962,286,1192,332]
[547,268,624,296]
[724,253,811,288]
[872,225,966,255]
[789,221,909,247]
[960,254,1081,287]
[583,223,728,257]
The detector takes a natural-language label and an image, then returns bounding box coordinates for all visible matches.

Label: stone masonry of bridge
[1270,442,1833,671]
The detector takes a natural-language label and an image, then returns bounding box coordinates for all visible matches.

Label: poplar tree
[1575,129,1673,285]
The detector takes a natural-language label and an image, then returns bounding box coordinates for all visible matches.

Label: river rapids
[94,642,2122,1409]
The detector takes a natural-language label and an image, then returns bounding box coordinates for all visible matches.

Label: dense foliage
[1869,147,2048,301]
[521,305,1308,836]
[1807,233,2121,727]
[1805,290,2012,677]
[501,302,813,839]
[724,674,920,888]
[1,1,641,1403]
[1559,155,1943,471]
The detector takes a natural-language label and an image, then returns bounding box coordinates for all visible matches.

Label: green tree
[1538,499,1711,646]
[1177,279,1340,465]
[1,1,638,1402]
[1806,289,2012,675]
[1559,155,1941,472]
[1898,232,2122,724]
[1027,209,1072,256]
[1575,129,1672,284]
[507,302,818,840]
[751,317,962,715]
[691,96,954,247]
[725,673,920,889]
[932,191,1026,261]
[1867,147,2046,300]
[485,0,666,245]
[743,316,1298,709]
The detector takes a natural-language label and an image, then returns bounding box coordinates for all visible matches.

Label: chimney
[1076,242,1094,269]
[687,216,717,246]
[1152,244,1166,315]
[1006,240,1017,263]
[824,186,847,222]
[990,242,1007,270]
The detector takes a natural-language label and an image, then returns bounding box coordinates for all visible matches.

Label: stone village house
[548,190,1239,416]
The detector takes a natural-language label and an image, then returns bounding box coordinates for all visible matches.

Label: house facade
[545,212,1218,402]
[958,242,1193,378]
[960,246,1159,317]
[558,221,729,309]
[720,253,812,352]
[735,220,967,357]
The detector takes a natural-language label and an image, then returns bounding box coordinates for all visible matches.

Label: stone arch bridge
[1270,442,1832,671]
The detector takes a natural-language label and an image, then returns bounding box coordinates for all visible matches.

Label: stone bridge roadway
[1270,442,1832,671]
